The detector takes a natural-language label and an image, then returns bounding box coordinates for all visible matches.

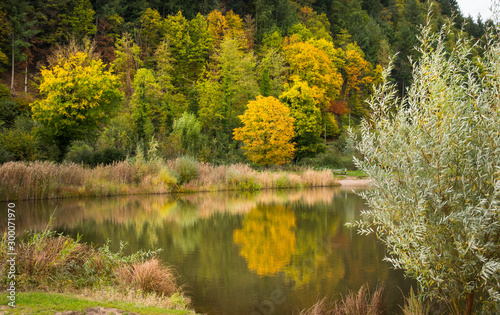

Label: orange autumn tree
[233,96,295,166]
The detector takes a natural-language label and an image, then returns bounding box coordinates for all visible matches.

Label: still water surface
[11,187,413,314]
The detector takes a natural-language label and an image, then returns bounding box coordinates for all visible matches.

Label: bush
[275,175,290,189]
[97,115,136,154]
[237,174,260,191]
[299,145,356,170]
[0,83,10,98]
[116,258,179,297]
[0,129,38,161]
[174,156,199,184]
[97,148,126,165]
[350,17,500,313]
[0,98,20,128]
[66,143,126,166]
[1,229,177,295]
[0,146,12,163]
[13,115,36,133]
[172,112,201,156]
[65,142,94,164]
[159,168,178,187]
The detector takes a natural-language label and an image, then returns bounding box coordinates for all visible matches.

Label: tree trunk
[465,291,474,315]
[126,64,131,98]
[24,64,28,93]
[11,36,15,91]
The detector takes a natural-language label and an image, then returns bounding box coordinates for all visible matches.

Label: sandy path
[337,178,372,187]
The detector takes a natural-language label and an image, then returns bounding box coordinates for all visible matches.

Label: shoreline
[337,177,372,187]
[0,160,341,202]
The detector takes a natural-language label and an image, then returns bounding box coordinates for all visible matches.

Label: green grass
[0,291,193,314]
[346,170,368,178]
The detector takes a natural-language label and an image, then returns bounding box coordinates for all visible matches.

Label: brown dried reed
[0,160,338,201]
[301,284,386,315]
[116,258,179,297]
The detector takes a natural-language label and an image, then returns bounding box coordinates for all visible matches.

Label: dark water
[5,187,413,314]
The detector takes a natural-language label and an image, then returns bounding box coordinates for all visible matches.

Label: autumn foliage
[31,52,123,158]
[233,96,295,166]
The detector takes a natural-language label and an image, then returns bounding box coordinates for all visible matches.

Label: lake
[9,187,413,314]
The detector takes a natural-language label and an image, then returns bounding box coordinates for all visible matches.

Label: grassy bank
[0,291,192,314]
[0,157,339,201]
[0,229,194,314]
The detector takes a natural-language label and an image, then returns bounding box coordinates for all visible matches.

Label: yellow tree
[31,52,123,160]
[225,10,248,48]
[233,96,295,166]
[207,10,228,50]
[283,40,343,112]
[340,43,382,118]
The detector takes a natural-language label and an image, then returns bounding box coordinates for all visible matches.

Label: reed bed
[301,284,386,315]
[0,159,339,201]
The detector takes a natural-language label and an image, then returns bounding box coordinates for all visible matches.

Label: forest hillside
[0,0,491,166]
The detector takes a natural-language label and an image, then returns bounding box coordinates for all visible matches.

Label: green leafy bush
[172,112,201,155]
[0,98,20,128]
[175,156,199,184]
[0,83,10,98]
[0,129,38,161]
[66,143,126,166]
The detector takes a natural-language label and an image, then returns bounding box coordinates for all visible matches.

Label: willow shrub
[348,16,500,314]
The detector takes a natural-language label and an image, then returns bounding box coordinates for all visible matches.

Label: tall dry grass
[0,161,88,200]
[301,284,386,315]
[0,229,186,303]
[401,288,430,315]
[116,258,179,297]
[0,159,339,201]
[13,230,103,290]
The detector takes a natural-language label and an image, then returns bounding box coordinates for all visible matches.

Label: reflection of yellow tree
[284,212,345,288]
[233,205,296,276]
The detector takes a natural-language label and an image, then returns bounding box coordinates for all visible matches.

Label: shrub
[0,146,12,163]
[98,148,126,165]
[174,156,199,184]
[66,143,126,167]
[0,98,20,128]
[275,174,290,189]
[350,16,500,314]
[116,258,178,297]
[65,142,95,164]
[158,168,178,187]
[172,112,201,156]
[0,129,38,161]
[237,174,260,191]
[0,83,10,98]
